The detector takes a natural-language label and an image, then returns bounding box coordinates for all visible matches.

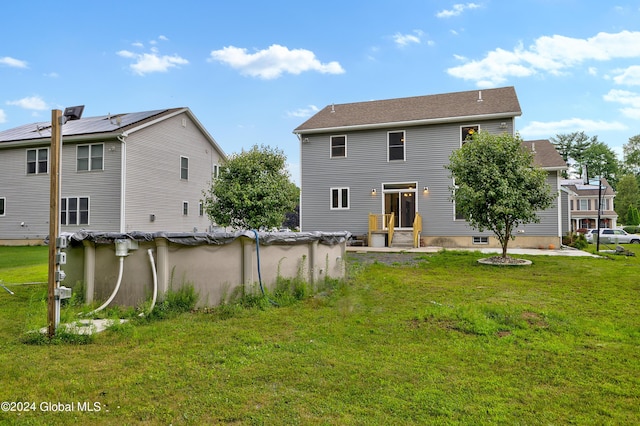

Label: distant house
[560,178,617,231]
[293,87,567,249]
[0,108,226,244]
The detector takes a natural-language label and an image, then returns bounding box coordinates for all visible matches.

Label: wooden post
[47,109,62,337]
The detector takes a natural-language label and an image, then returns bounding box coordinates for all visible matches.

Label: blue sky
[2,1,640,184]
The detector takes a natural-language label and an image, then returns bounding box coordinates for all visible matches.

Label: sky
[2,1,640,185]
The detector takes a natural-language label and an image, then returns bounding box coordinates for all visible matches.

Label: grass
[0,245,639,424]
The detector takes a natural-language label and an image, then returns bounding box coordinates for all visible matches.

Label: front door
[383,183,416,229]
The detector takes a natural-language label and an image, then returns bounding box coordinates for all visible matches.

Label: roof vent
[330,103,335,113]
[477,91,483,102]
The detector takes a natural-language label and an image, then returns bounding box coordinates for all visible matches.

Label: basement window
[473,236,489,245]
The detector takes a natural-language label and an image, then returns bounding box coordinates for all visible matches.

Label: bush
[623,226,640,234]
[563,232,588,249]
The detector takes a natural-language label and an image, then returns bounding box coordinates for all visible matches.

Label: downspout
[117,135,127,233]
[295,132,303,232]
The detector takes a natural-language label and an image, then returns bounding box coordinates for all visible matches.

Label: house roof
[561,178,615,196]
[0,107,227,160]
[522,140,568,170]
[293,86,522,134]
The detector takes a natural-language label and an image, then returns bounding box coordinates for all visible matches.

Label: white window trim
[387,130,406,162]
[76,143,104,172]
[452,180,465,221]
[180,156,189,180]
[460,124,480,146]
[26,148,49,175]
[61,196,90,226]
[182,201,189,216]
[473,236,489,245]
[330,135,347,158]
[0,197,5,216]
[213,164,220,178]
[330,187,349,210]
[199,201,204,216]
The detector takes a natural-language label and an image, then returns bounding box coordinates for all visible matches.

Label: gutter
[293,112,521,135]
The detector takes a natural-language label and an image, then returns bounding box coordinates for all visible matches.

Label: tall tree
[623,134,640,175]
[550,131,598,178]
[446,131,555,258]
[614,174,640,222]
[582,141,619,189]
[203,145,299,230]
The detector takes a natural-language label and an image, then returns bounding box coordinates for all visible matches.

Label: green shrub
[148,284,199,319]
[563,232,588,249]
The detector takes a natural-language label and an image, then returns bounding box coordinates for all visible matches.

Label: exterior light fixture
[371,188,377,195]
[423,187,429,193]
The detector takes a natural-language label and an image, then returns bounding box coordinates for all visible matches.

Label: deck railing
[413,212,422,248]
[368,213,395,246]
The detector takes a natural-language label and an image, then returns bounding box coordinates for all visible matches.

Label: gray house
[0,108,225,244]
[293,87,567,249]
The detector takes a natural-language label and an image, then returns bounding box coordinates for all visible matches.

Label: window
[461,125,479,145]
[181,156,189,180]
[473,236,489,244]
[27,148,48,174]
[388,131,405,161]
[183,201,189,215]
[213,164,220,178]
[330,187,349,210]
[61,197,89,225]
[199,201,204,216]
[330,135,346,158]
[0,197,5,216]
[579,199,589,211]
[77,144,104,171]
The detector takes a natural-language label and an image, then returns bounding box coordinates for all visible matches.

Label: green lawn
[0,245,638,425]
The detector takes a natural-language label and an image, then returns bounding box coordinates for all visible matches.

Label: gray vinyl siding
[60,140,122,233]
[124,112,221,232]
[0,147,51,240]
[301,118,559,237]
[0,141,122,240]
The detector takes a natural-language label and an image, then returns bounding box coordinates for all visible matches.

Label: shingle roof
[294,86,522,134]
[561,178,615,196]
[522,139,568,170]
[0,108,184,144]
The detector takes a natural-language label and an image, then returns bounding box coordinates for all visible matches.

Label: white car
[589,228,640,244]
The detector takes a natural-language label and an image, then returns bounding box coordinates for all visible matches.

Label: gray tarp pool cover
[66,230,351,247]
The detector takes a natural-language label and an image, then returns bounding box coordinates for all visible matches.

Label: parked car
[587,228,640,244]
[584,229,599,243]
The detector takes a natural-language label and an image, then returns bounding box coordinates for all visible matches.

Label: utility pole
[47,109,62,337]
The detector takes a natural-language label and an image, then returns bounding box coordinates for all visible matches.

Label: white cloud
[604,89,640,119]
[0,56,28,68]
[287,105,319,118]
[393,30,425,47]
[117,50,188,75]
[0,109,6,123]
[117,36,187,75]
[208,44,345,79]
[447,30,640,87]
[613,65,640,85]
[436,3,481,18]
[6,96,48,111]
[519,118,627,137]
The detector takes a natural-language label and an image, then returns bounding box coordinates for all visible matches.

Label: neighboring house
[0,108,226,244]
[293,86,567,249]
[560,178,617,231]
